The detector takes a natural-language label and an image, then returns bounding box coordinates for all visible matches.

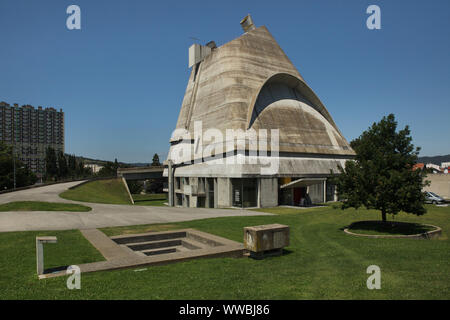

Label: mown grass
[60,179,131,205]
[0,201,92,212]
[132,193,167,207]
[0,204,448,299]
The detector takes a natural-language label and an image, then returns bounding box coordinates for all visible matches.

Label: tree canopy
[151,153,161,166]
[0,142,37,190]
[333,114,427,222]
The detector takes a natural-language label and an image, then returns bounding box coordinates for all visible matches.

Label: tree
[127,180,143,194]
[151,153,161,166]
[68,154,77,177]
[77,160,88,177]
[57,151,69,178]
[0,142,37,189]
[45,147,58,180]
[146,178,164,194]
[333,114,427,222]
[98,161,117,177]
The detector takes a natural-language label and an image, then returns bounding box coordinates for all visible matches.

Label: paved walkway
[0,181,272,232]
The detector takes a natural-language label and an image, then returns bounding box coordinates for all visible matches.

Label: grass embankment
[0,204,448,299]
[132,193,167,206]
[60,179,166,206]
[60,179,131,204]
[0,201,91,212]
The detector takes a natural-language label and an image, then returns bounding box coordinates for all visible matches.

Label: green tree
[151,153,161,166]
[98,161,117,177]
[333,114,427,222]
[0,142,37,189]
[127,180,143,194]
[45,147,58,180]
[77,160,87,177]
[57,151,69,179]
[68,154,77,177]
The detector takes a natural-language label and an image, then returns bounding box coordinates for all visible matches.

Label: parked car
[424,191,445,204]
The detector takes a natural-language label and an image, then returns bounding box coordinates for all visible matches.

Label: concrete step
[112,231,187,245]
[127,239,182,251]
[181,238,206,250]
[137,238,206,256]
[142,247,178,256]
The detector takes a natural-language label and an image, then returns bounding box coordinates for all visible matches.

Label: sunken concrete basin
[39,228,244,279]
[111,229,231,257]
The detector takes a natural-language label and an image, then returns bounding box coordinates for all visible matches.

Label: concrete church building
[164,15,355,208]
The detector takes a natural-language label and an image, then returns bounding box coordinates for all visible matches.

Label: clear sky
[1,0,449,163]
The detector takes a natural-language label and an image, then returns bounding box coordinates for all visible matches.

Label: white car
[424,191,445,204]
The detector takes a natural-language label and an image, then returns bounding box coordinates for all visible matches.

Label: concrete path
[0,181,272,232]
[79,229,140,261]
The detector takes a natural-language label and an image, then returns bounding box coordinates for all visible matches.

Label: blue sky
[1,0,449,162]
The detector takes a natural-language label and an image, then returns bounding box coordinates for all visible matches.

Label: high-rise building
[0,101,64,178]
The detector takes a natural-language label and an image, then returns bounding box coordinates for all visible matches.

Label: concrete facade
[164,16,354,208]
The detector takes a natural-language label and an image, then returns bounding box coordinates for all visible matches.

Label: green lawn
[0,204,449,299]
[0,201,92,212]
[132,193,167,206]
[60,179,131,204]
[59,179,166,206]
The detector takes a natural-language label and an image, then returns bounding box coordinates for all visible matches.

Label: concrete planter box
[244,224,289,258]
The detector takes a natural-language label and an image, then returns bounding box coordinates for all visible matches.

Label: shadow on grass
[345,221,434,235]
[282,248,294,256]
[44,265,69,274]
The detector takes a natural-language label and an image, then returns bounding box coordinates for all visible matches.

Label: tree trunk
[381,210,387,223]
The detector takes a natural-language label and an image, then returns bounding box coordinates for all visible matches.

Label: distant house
[426,163,442,174]
[84,163,103,174]
[413,163,425,171]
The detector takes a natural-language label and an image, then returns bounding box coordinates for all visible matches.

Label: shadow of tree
[346,221,433,235]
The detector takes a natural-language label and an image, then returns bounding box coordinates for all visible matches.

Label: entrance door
[293,187,307,206]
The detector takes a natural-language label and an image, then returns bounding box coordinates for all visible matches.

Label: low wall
[424,174,450,200]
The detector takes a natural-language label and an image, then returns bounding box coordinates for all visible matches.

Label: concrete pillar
[217,178,231,207]
[323,180,327,203]
[168,160,174,206]
[36,236,57,276]
[260,178,278,207]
